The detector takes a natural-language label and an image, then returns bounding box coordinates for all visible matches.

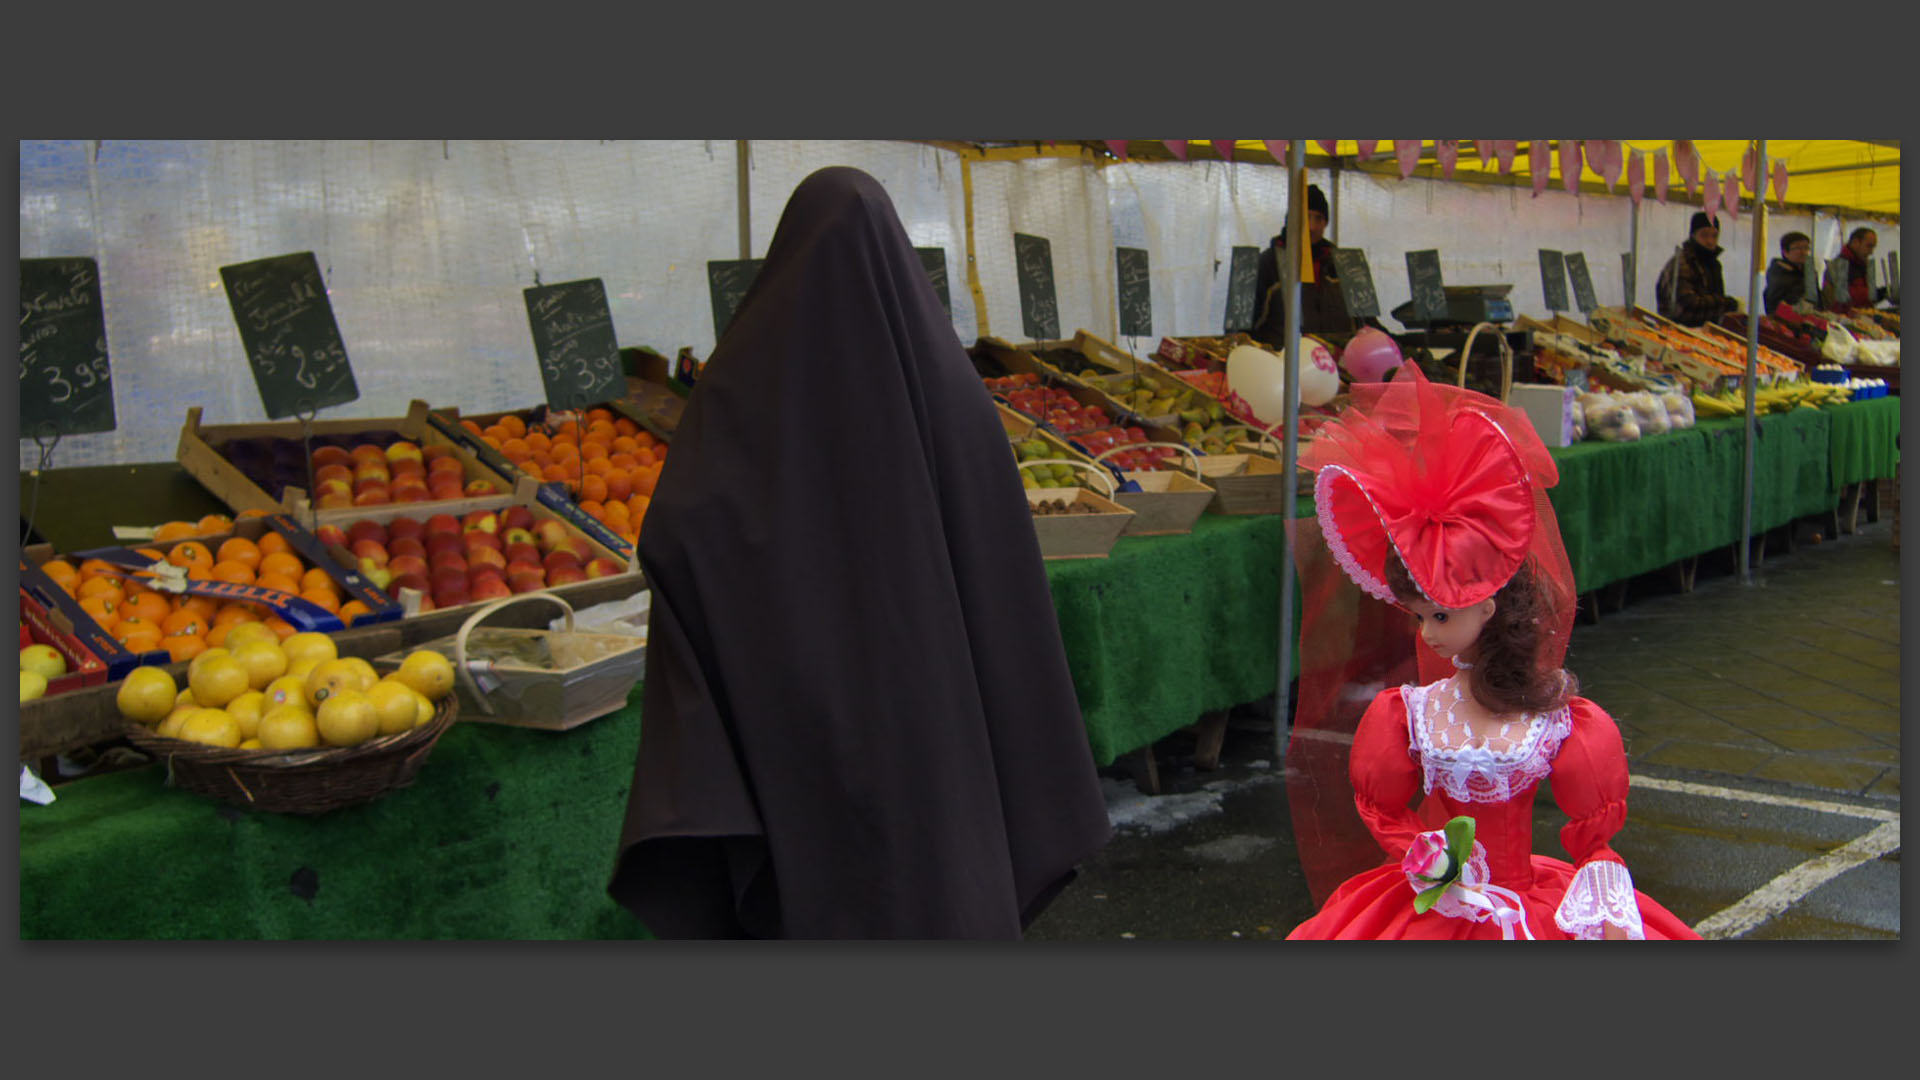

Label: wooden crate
[1027,486,1135,559]
[177,399,520,527]
[997,403,1037,439]
[423,409,637,561]
[1193,454,1292,515]
[1112,470,1216,536]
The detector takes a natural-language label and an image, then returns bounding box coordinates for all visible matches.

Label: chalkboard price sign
[707,259,765,342]
[915,247,952,318]
[20,257,116,438]
[219,252,359,420]
[1330,248,1380,319]
[1565,252,1598,313]
[1115,247,1152,337]
[1405,250,1447,323]
[1223,245,1261,333]
[1538,250,1571,312]
[1825,256,1851,307]
[1014,233,1060,341]
[523,277,625,411]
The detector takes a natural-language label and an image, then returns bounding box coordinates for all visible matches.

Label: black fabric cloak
[608,166,1112,939]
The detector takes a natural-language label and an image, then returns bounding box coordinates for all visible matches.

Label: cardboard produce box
[1507,383,1581,448]
[424,408,642,560]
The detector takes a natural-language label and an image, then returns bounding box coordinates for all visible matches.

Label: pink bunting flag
[1212,140,1235,162]
[1317,140,1338,158]
[1674,140,1699,194]
[1604,141,1625,190]
[1627,149,1645,206]
[1105,140,1129,160]
[1475,140,1495,167]
[1263,141,1290,166]
[1395,139,1422,179]
[1703,170,1720,214]
[1771,158,1790,204]
[1654,147,1670,204]
[1164,140,1189,161]
[1742,146,1757,195]
[1355,140,1379,161]
[1529,140,1550,197]
[1559,140,1581,195]
[1495,140,1517,174]
[1583,140,1609,180]
[1721,169,1740,221]
[1435,140,1458,178]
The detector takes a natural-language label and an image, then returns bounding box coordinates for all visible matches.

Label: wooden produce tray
[424,408,642,560]
[177,399,521,529]
[1191,453,1291,515]
[1154,334,1258,373]
[1027,484,1135,559]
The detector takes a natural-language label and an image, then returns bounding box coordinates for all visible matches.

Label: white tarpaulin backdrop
[19,139,1900,469]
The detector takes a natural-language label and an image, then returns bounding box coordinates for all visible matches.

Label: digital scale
[1390,284,1517,329]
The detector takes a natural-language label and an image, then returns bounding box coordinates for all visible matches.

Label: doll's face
[1403,596,1495,661]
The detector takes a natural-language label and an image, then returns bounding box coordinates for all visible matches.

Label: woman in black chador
[608,167,1111,939]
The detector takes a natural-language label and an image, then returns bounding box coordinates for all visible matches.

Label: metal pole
[1274,138,1306,766]
[1627,198,1640,306]
[1330,159,1341,246]
[736,140,752,259]
[1740,139,1767,585]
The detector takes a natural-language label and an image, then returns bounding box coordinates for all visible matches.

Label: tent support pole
[962,156,988,338]
[1740,138,1768,585]
[1330,159,1341,246]
[735,141,751,259]
[1275,139,1306,767]
[1627,198,1640,305]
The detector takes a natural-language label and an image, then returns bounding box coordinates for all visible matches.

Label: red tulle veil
[1285,362,1578,905]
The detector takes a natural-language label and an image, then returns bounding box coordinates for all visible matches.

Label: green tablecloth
[1826,395,1902,490]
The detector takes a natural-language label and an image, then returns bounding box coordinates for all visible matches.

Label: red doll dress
[1288,678,1702,940]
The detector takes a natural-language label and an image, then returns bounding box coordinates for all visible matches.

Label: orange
[262,616,297,641]
[600,500,630,525]
[211,560,257,586]
[78,558,122,580]
[152,521,199,543]
[300,568,336,594]
[460,418,483,436]
[176,595,217,623]
[498,414,527,438]
[256,572,303,595]
[161,634,209,663]
[78,576,126,604]
[611,436,637,455]
[205,623,237,647]
[651,445,667,461]
[39,560,79,587]
[581,440,611,461]
[524,432,550,453]
[79,595,119,630]
[631,447,656,468]
[585,408,613,425]
[121,628,164,654]
[300,589,341,615]
[579,475,608,504]
[614,418,639,437]
[554,420,581,440]
[255,532,292,558]
[121,592,172,624]
[196,514,234,536]
[217,537,263,570]
[339,600,374,626]
[500,437,530,459]
[214,603,262,626]
[632,471,658,498]
[602,471,632,503]
[628,495,652,518]
[258,552,304,580]
[542,464,571,484]
[608,452,638,471]
[578,500,606,520]
[236,508,272,520]
[166,541,214,570]
[634,431,658,449]
[160,609,208,638]
[113,614,159,642]
[549,441,579,463]
[584,457,615,478]
[133,547,168,562]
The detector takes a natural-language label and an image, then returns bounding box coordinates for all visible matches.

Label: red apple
[584,558,625,579]
[315,524,349,548]
[430,567,469,595]
[432,588,471,610]
[312,446,353,469]
[315,478,353,502]
[350,539,389,567]
[425,532,466,558]
[427,456,465,479]
[353,461,392,486]
[389,457,427,479]
[462,511,498,534]
[507,568,548,593]
[542,549,583,574]
[547,564,588,586]
[501,526,537,549]
[554,536,592,563]
[359,561,393,590]
[350,444,388,465]
[532,520,572,552]
[462,531,503,554]
[499,506,535,532]
[389,536,426,559]
[464,479,498,497]
[467,546,508,573]
[317,492,355,509]
[315,463,353,486]
[387,554,428,580]
[504,542,540,567]
[425,514,462,536]
[428,480,464,501]
[470,575,513,602]
[386,517,424,543]
[391,478,432,503]
[352,486,392,506]
[429,551,470,575]
[347,521,389,547]
[385,441,424,465]
[389,572,430,597]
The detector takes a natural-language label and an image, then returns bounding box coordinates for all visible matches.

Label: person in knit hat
[1252,183,1356,345]
[1654,211,1739,327]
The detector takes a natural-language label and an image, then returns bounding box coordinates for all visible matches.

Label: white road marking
[1629,774,1898,823]
[1691,820,1902,940]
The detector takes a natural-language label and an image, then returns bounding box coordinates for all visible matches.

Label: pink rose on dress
[1402,830,1454,882]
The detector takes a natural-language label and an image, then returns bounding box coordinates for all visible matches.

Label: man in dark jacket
[1251,184,1352,345]
[1655,212,1739,327]
[1823,227,1884,310]
[1763,231,1813,313]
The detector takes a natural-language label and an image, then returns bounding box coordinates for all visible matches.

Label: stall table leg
[1192,711,1230,772]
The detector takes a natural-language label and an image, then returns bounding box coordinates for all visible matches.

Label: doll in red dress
[1285,363,1701,941]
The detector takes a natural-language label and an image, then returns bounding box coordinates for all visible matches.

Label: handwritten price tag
[524,277,624,412]
[20,257,116,437]
[220,252,359,419]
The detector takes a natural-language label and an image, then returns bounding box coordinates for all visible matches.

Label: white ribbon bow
[1446,882,1537,940]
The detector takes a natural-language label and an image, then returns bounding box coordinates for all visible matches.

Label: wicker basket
[122,697,458,815]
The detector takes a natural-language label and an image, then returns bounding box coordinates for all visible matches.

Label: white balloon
[1298,337,1341,407]
[1226,345,1289,426]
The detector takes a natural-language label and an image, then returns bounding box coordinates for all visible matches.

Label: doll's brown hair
[1383,549,1577,715]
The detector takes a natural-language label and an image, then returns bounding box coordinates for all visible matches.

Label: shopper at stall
[1655,212,1739,327]
[607,166,1112,939]
[1284,363,1702,940]
[1763,231,1814,313]
[1252,184,1353,345]
[1823,227,1884,309]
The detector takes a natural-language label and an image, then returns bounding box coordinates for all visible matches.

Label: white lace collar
[1403,676,1572,804]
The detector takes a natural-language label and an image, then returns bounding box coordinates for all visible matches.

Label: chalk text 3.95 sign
[20,257,116,437]
[524,277,625,412]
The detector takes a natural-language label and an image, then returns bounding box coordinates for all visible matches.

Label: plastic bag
[1584,397,1642,443]
[1570,397,1588,441]
[553,589,651,639]
[1625,391,1672,436]
[1660,390,1696,429]
[1821,324,1858,363]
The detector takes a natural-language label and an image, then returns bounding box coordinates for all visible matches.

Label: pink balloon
[1339,327,1403,383]
[1742,146,1757,194]
[1675,140,1699,194]
[1721,169,1740,221]
[1317,140,1339,158]
[1583,140,1609,180]
[1703,171,1720,215]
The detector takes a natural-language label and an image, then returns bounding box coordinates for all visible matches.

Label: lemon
[176,687,197,709]
[288,657,322,683]
[315,690,378,747]
[188,655,251,708]
[115,666,179,723]
[225,690,269,741]
[178,707,242,748]
[21,670,49,702]
[394,650,456,702]
[19,643,67,680]
[281,631,338,670]
[365,680,422,736]
[237,738,263,751]
[343,656,379,691]
[412,687,436,728]
[263,674,309,712]
[257,705,321,750]
[187,646,231,682]
[156,709,190,739]
[304,658,365,707]
[232,639,289,689]
[222,622,278,652]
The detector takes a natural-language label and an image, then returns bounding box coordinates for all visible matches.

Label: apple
[432,588,471,611]
[359,561,393,590]
[389,537,426,560]
[547,564,588,586]
[389,572,430,597]
[501,526,537,550]
[466,546,508,574]
[350,539,389,567]
[464,480,498,497]
[391,478,433,503]
[427,456,465,479]
[352,486,392,506]
[462,511,499,535]
[554,536,593,563]
[315,463,353,486]
[353,460,392,486]
[347,521,388,547]
[387,554,429,580]
[542,549,583,574]
[385,441,423,465]
[584,558,625,579]
[507,568,547,593]
[428,480,464,501]
[389,456,427,478]
[504,542,540,567]
[430,567,470,595]
[532,520,572,552]
[429,551,470,575]
[316,524,349,548]
[386,517,424,543]
[500,506,535,532]
[462,531,503,554]
[350,443,387,463]
[470,575,513,602]
[312,445,353,469]
[425,514,462,536]
[317,492,355,510]
[315,479,354,504]
[425,532,466,558]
